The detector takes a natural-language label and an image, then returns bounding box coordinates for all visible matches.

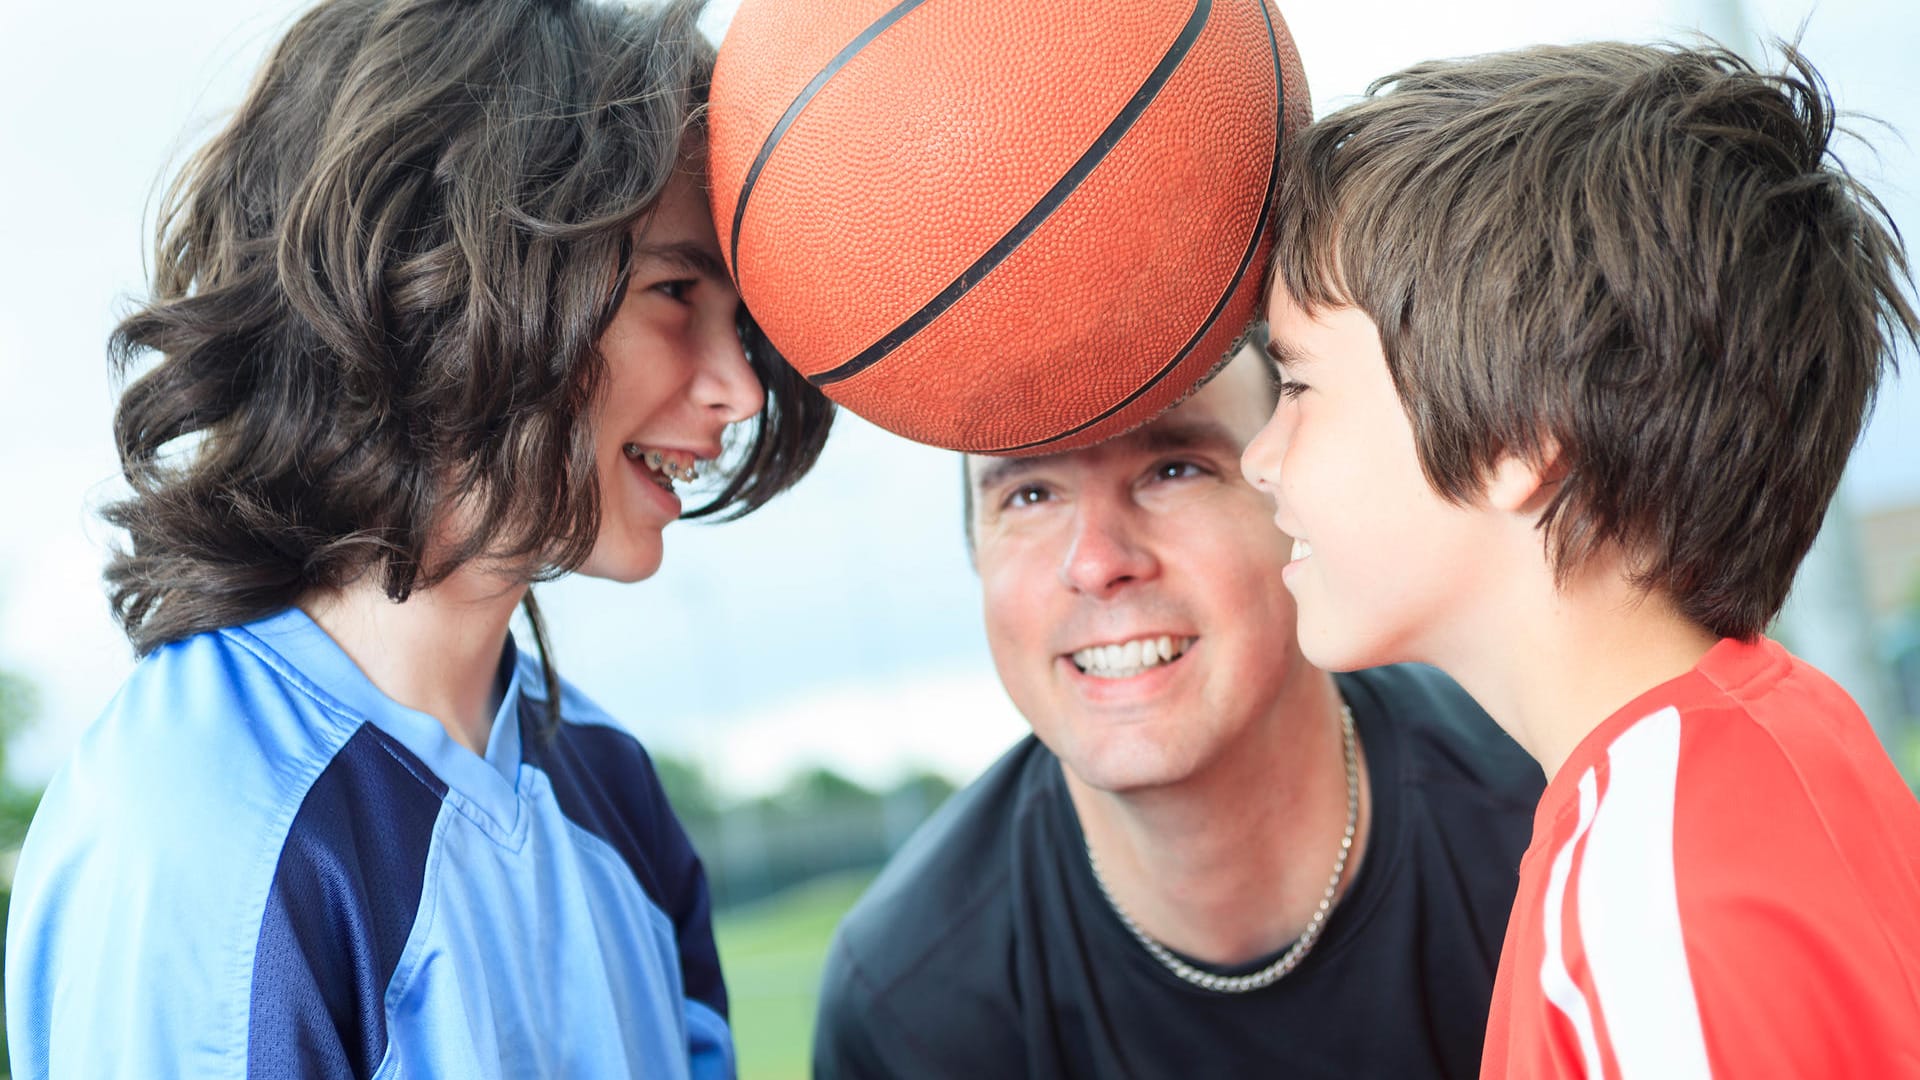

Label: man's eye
[1152,460,1207,482]
[1002,484,1051,509]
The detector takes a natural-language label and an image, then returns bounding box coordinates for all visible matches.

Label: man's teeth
[622,444,701,489]
[1291,538,1313,562]
[1071,636,1195,678]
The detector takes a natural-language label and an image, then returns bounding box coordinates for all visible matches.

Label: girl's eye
[653,278,694,302]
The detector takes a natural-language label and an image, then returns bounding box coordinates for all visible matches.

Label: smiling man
[812,342,1544,1079]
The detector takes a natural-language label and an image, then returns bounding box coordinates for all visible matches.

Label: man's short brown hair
[1269,41,1917,639]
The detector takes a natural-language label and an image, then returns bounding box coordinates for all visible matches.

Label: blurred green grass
[715,870,873,1080]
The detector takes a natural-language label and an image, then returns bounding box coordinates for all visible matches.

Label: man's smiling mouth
[1069,636,1196,679]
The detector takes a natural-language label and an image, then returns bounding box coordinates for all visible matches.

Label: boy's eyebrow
[1264,336,1313,371]
[633,240,733,284]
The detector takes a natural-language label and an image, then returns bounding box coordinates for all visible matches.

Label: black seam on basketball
[984,0,1285,455]
[810,0,1214,388]
[729,0,930,274]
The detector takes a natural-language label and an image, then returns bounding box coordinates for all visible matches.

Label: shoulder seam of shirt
[555,810,680,937]
[1397,767,1542,813]
[219,624,372,740]
[555,717,637,741]
[360,723,455,802]
[1673,703,1920,1014]
[839,773,1045,1001]
[220,624,453,804]
[855,856,1013,1000]
[833,930,963,1068]
[1700,641,1792,700]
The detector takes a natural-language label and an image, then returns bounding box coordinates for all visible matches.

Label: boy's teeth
[1291,538,1313,561]
[1071,635,1194,678]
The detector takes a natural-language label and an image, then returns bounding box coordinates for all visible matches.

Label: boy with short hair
[1239,41,1920,1077]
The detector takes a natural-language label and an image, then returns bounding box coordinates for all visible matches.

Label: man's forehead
[966,415,1242,488]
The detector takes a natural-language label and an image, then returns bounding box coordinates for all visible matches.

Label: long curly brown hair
[104,0,833,678]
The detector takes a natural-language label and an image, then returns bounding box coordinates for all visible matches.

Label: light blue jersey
[6,608,731,1079]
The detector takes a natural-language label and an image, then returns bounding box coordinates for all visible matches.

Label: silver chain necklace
[1085,702,1359,994]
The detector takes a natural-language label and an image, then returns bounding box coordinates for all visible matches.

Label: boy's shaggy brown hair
[1270,41,1916,639]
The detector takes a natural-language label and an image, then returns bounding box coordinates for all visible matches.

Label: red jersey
[1481,636,1920,1079]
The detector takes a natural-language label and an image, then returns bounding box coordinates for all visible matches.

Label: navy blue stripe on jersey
[249,723,447,1079]
[522,700,728,1019]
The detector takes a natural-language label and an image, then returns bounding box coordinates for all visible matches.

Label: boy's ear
[1484,441,1565,517]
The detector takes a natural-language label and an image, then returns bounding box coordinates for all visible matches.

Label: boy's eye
[1266,361,1308,400]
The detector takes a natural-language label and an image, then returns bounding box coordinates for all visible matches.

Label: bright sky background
[1,0,1914,795]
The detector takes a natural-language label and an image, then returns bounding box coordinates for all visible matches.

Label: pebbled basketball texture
[710,0,1310,454]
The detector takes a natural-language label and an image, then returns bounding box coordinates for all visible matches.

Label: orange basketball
[709,0,1310,454]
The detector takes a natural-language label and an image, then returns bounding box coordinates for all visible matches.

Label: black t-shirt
[813,665,1544,1079]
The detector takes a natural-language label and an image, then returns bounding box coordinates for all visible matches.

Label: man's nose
[1058,499,1157,598]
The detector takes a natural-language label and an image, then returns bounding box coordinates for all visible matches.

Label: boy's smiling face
[1239,290,1505,673]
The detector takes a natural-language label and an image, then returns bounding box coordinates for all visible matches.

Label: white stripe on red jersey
[1574,706,1711,1078]
[1538,769,1604,1077]
[1482,637,1920,1079]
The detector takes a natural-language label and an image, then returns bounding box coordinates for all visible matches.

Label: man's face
[967,346,1308,793]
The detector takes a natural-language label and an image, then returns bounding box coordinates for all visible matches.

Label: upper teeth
[624,444,701,487]
[1291,538,1313,561]
[1071,636,1194,678]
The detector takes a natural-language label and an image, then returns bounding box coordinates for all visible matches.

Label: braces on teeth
[623,443,701,484]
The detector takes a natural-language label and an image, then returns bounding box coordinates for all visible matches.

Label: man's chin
[1054,736,1206,797]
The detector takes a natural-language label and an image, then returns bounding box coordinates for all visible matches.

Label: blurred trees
[1891,567,1920,786]
[660,755,957,909]
[0,669,39,861]
[0,660,46,1074]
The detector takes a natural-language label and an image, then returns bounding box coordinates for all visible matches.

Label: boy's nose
[1240,407,1292,495]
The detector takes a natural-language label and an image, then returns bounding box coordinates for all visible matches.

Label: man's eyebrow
[1131,418,1241,454]
[633,241,733,284]
[969,417,1241,495]
[971,454,1063,495]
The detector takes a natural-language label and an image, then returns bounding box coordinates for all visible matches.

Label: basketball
[708,0,1310,454]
